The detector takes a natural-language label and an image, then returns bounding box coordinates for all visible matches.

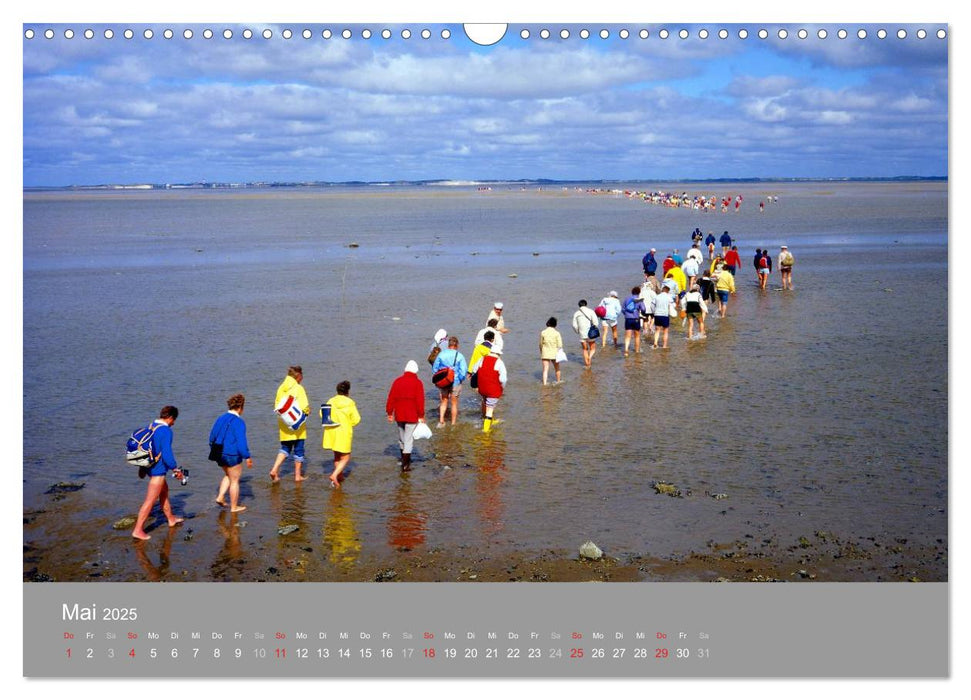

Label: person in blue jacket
[131,405,185,540]
[432,336,469,426]
[642,248,657,276]
[719,230,733,254]
[211,393,253,513]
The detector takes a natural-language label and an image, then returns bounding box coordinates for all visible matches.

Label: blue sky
[22,21,948,186]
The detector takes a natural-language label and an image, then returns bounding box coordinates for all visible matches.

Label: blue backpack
[126,423,160,468]
[623,297,638,315]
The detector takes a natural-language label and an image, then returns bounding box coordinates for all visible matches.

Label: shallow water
[23,181,948,581]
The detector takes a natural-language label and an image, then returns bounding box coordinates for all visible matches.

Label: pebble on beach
[652,481,682,498]
[277,524,300,536]
[579,541,603,561]
[112,516,137,530]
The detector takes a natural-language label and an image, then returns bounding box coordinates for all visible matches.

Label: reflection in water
[473,434,507,538]
[322,489,361,570]
[210,510,246,580]
[387,477,428,552]
[131,527,177,581]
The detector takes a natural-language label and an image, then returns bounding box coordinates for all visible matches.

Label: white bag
[412,422,433,440]
[554,348,568,363]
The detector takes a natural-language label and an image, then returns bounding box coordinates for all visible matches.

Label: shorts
[759,268,770,274]
[439,383,462,397]
[654,315,670,328]
[147,462,168,478]
[602,318,618,328]
[624,318,642,331]
[218,454,243,468]
[482,396,500,408]
[686,311,702,320]
[781,266,792,273]
[717,290,730,303]
[279,439,306,461]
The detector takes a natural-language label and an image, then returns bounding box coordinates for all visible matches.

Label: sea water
[23,181,947,581]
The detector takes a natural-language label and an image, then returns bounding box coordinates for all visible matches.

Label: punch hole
[897,29,907,39]
[858,29,867,39]
[600,29,609,39]
[302,29,312,39]
[818,29,828,39]
[24,29,34,39]
[758,29,768,39]
[560,29,570,40]
[464,24,507,46]
[281,29,292,39]
[223,29,233,40]
[441,29,451,39]
[362,29,372,39]
[659,29,669,39]
[877,29,887,39]
[401,29,411,39]
[778,29,788,39]
[838,29,847,39]
[718,29,728,39]
[916,29,926,39]
[580,29,590,39]
[421,29,431,39]
[84,29,94,39]
[124,29,134,39]
[679,29,688,39]
[937,29,946,39]
[203,29,214,39]
[104,29,114,39]
[143,29,153,39]
[183,29,193,39]
[163,29,173,39]
[520,29,529,39]
[639,29,648,39]
[64,29,74,39]
[242,29,252,40]
[698,29,709,39]
[540,29,551,39]
[798,29,808,39]
[323,29,332,39]
[738,29,748,39]
[619,29,629,39]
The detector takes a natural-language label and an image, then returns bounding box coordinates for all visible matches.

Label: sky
[22,20,948,186]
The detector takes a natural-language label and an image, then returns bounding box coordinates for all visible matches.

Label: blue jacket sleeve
[232,418,250,459]
[154,425,178,471]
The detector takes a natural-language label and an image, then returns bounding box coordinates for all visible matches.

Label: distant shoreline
[23,176,948,193]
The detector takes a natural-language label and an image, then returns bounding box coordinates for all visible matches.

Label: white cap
[609,290,618,297]
[404,360,419,374]
[494,302,503,309]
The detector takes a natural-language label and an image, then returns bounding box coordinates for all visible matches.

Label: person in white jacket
[680,284,709,339]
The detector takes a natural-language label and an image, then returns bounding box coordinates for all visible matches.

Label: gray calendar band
[24,582,947,678]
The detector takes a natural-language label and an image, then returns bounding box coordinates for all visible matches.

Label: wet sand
[23,182,948,583]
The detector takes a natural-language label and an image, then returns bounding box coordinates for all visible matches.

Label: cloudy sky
[22,22,948,186]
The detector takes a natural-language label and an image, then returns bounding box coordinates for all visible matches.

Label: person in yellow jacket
[713,265,736,318]
[664,265,687,296]
[269,365,310,483]
[322,380,361,489]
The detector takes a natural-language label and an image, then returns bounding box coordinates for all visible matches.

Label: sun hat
[405,360,419,374]
[433,329,447,343]
[494,302,503,309]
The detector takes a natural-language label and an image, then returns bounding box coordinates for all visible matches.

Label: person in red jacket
[470,348,507,433]
[385,360,426,471]
[724,245,742,275]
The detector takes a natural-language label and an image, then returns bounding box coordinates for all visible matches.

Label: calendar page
[20,6,950,682]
